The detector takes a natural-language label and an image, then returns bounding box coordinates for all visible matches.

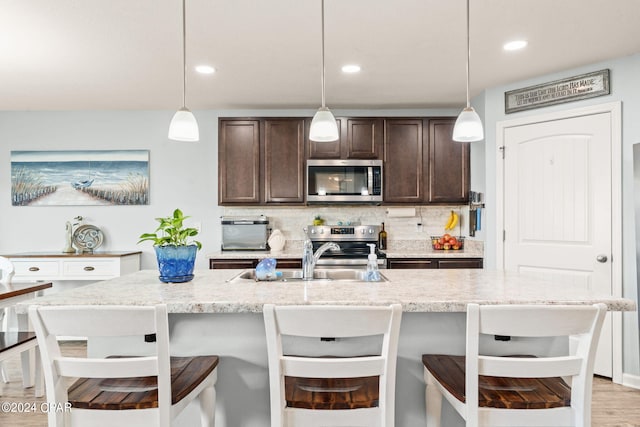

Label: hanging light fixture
[168,0,199,142]
[309,0,339,142]
[452,0,484,142]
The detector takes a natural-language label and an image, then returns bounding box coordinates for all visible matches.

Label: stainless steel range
[306,225,387,269]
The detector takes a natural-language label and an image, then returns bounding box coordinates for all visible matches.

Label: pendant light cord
[465,0,471,109]
[181,0,187,109]
[320,0,326,108]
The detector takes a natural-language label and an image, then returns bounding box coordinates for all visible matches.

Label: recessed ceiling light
[503,40,528,51]
[341,64,361,73]
[195,65,216,74]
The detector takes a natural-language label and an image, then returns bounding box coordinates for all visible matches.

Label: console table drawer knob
[28,267,40,272]
[83,266,95,271]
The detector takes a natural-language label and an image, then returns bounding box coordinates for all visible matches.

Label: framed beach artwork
[11,150,150,206]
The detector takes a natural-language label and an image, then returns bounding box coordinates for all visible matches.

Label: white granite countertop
[17,269,634,313]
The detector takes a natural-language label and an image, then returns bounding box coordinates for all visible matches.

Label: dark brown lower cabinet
[210,258,302,269]
[387,258,483,269]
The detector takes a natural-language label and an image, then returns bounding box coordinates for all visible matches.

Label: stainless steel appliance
[221,216,269,250]
[306,159,383,203]
[307,225,387,268]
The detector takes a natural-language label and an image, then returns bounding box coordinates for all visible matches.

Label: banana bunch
[444,210,459,231]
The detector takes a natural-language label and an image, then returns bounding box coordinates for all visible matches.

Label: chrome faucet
[302,229,340,280]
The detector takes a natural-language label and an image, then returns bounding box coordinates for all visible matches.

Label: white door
[503,112,613,377]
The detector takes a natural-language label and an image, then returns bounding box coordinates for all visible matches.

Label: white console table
[2,251,141,282]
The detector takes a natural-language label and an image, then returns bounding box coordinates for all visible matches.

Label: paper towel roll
[385,207,416,217]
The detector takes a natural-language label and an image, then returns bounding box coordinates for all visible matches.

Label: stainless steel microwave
[306,159,383,203]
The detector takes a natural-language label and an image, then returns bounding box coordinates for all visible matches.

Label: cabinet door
[264,119,306,204]
[428,119,470,203]
[274,259,302,269]
[307,118,342,159]
[346,118,382,159]
[387,258,437,269]
[209,259,257,269]
[219,119,261,204]
[437,259,483,269]
[383,119,425,203]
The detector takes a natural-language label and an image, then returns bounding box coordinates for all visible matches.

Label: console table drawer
[62,260,118,277]
[13,261,60,278]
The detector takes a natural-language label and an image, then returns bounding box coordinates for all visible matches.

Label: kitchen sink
[229,269,388,282]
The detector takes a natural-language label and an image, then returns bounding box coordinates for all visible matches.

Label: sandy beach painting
[11,150,150,206]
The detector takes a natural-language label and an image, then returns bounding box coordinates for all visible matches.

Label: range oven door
[314,257,387,269]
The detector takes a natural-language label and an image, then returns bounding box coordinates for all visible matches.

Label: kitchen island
[17,269,634,426]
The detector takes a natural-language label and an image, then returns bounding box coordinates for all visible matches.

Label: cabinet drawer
[13,261,60,278]
[62,260,118,277]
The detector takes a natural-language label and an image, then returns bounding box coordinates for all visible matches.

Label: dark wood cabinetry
[388,257,483,269]
[218,119,261,204]
[219,116,469,206]
[383,119,425,203]
[307,118,382,159]
[264,119,305,203]
[210,258,302,269]
[428,119,470,203]
[218,118,305,205]
[383,118,470,204]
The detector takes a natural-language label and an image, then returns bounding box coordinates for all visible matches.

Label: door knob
[596,254,608,263]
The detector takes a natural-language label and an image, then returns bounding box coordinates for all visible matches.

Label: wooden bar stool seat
[68,355,219,410]
[285,375,379,410]
[30,304,219,427]
[422,354,571,410]
[264,304,402,427]
[422,303,607,427]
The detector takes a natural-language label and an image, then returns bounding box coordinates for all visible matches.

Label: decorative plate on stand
[73,224,104,253]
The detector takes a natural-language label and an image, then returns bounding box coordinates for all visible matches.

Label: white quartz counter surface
[18,269,634,313]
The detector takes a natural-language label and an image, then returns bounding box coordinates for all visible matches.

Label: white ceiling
[2,0,639,111]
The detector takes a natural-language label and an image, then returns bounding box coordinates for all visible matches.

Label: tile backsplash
[223,205,480,249]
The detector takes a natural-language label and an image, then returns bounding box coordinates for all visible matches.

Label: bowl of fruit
[431,234,464,250]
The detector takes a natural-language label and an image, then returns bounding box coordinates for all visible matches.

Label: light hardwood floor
[1,342,639,426]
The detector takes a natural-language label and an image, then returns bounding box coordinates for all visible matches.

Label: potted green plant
[138,208,202,283]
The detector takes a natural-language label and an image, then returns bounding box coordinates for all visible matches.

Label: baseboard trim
[622,373,640,390]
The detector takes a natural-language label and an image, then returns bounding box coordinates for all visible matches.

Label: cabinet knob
[28,266,40,272]
[596,254,608,263]
[84,266,95,271]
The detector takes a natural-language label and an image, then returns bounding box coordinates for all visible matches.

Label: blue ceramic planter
[154,245,197,283]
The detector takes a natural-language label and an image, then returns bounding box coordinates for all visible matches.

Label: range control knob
[368,228,374,234]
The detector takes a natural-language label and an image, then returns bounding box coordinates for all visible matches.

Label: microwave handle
[367,166,373,195]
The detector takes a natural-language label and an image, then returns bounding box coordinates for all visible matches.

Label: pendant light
[452,0,484,142]
[168,0,199,142]
[309,0,339,142]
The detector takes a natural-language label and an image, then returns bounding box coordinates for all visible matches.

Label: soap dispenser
[366,243,381,282]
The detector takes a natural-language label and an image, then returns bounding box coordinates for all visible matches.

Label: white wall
[476,52,640,376]
[0,108,457,270]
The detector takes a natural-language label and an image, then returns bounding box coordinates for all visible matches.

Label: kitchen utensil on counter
[268,229,285,253]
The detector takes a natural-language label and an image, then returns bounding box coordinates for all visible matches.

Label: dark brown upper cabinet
[382,118,470,204]
[427,119,470,203]
[264,119,305,203]
[218,119,261,204]
[383,118,426,203]
[218,118,305,205]
[307,118,382,159]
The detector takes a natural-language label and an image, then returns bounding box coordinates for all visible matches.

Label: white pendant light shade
[168,107,199,142]
[452,107,483,142]
[310,107,339,142]
[453,0,483,143]
[169,0,199,142]
[309,0,338,143]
